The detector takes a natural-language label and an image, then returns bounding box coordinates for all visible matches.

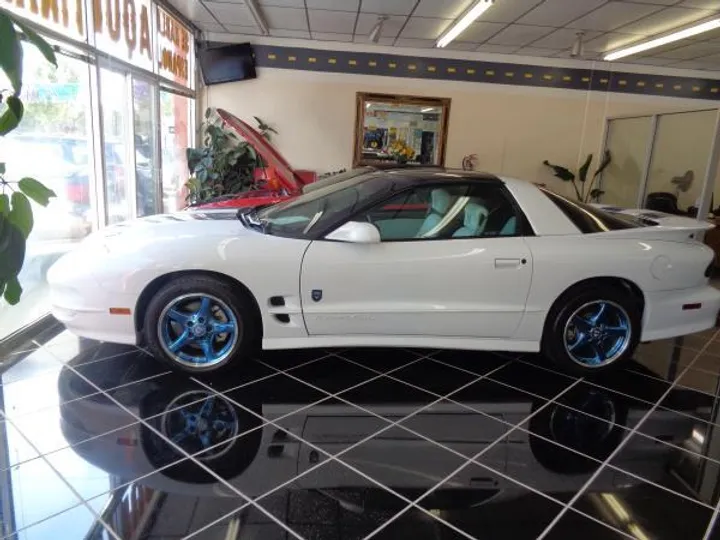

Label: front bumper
[642,285,720,341]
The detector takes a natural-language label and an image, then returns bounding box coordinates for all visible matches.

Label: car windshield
[301,167,375,194]
[255,172,390,238]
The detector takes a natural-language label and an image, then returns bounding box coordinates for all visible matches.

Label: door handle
[494,258,527,269]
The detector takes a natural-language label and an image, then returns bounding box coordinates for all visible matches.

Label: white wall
[204,67,718,198]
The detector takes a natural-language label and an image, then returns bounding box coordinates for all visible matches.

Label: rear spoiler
[593,204,715,234]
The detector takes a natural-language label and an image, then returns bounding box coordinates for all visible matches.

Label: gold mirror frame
[353,92,451,168]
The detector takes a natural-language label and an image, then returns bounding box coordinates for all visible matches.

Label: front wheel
[543,285,641,375]
[144,276,258,374]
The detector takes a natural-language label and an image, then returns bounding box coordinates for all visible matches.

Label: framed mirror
[353,93,451,168]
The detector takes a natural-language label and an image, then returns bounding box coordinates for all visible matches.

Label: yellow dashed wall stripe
[253,46,720,101]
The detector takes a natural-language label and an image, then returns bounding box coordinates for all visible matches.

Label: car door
[300,181,533,339]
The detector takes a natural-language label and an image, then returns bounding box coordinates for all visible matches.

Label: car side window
[356,183,522,241]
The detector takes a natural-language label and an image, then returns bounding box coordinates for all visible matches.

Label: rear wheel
[543,284,641,374]
[144,276,258,374]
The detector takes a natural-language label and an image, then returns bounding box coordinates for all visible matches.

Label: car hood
[85,210,251,248]
[215,108,304,194]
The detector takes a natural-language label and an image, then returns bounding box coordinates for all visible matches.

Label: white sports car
[48,167,720,375]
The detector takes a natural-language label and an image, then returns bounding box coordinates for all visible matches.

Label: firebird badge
[311,289,323,302]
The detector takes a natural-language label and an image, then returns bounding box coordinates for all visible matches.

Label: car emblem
[311,289,323,302]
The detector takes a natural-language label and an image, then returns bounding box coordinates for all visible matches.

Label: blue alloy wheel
[158,293,240,369]
[563,300,631,368]
[161,391,239,460]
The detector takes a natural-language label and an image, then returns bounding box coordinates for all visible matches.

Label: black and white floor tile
[2,322,720,539]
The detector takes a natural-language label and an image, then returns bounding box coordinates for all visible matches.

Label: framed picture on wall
[353,93,451,168]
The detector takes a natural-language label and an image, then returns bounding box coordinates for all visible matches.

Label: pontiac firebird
[47,164,720,375]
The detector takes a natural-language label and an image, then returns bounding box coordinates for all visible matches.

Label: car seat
[416,188,452,237]
[453,202,489,238]
[499,216,517,236]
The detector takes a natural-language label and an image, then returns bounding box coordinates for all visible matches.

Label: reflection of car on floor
[48,109,720,377]
[58,349,702,506]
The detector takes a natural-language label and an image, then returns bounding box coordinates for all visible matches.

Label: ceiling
[167,0,720,72]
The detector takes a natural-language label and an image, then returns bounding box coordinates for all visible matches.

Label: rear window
[541,189,652,233]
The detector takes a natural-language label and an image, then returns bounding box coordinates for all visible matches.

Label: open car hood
[215,108,305,194]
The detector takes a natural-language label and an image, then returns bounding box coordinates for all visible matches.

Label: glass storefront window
[100,67,132,224]
[161,91,192,213]
[0,44,93,338]
[133,78,158,217]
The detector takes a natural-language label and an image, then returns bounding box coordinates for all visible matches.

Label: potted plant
[0,7,58,304]
[184,108,277,205]
[543,150,612,203]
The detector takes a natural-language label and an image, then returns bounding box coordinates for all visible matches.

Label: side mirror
[325,221,381,244]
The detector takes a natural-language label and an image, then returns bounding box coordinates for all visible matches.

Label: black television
[197,42,257,86]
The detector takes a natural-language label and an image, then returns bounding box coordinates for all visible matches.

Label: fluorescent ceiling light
[436,0,494,49]
[604,18,720,61]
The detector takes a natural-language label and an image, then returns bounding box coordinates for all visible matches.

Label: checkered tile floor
[2,323,720,539]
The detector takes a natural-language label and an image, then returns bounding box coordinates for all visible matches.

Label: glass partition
[644,110,717,216]
[600,116,653,208]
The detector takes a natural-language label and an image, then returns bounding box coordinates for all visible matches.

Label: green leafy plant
[0,7,58,305]
[543,150,612,203]
[185,108,277,205]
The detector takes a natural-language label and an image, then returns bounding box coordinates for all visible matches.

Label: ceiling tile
[531,28,602,49]
[667,59,720,69]
[624,0,678,4]
[355,14,406,39]
[476,44,521,54]
[414,0,474,19]
[264,6,308,30]
[452,21,506,43]
[170,0,216,23]
[444,41,480,50]
[515,46,567,57]
[352,34,394,44]
[221,24,264,34]
[270,28,311,38]
[360,0,419,16]
[258,0,304,7]
[203,2,255,25]
[315,32,354,41]
[394,38,437,48]
[568,2,664,32]
[653,41,720,59]
[517,0,606,27]
[308,9,356,33]
[307,0,359,11]
[488,24,555,46]
[400,17,451,39]
[581,31,641,53]
[196,21,226,32]
[481,0,544,23]
[678,0,720,9]
[625,56,677,65]
[615,6,715,35]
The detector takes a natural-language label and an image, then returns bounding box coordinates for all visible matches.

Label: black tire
[144,275,259,374]
[542,283,641,375]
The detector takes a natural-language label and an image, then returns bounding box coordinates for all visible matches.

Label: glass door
[644,110,717,215]
[599,116,654,207]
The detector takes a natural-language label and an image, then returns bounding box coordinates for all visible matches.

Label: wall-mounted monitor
[197,42,257,86]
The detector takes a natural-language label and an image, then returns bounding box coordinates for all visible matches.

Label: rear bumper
[642,285,720,341]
